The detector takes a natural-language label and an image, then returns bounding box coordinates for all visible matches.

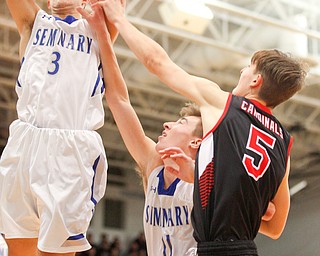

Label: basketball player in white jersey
[78,3,202,256]
[78,3,276,255]
[0,1,118,255]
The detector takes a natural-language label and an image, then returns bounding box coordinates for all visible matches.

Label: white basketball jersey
[16,10,104,130]
[144,166,196,256]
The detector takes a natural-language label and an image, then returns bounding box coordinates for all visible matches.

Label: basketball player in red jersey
[94,0,307,255]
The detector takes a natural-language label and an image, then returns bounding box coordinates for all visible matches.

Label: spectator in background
[133,233,146,254]
[96,233,110,256]
[109,237,122,255]
[76,233,98,256]
[126,232,147,256]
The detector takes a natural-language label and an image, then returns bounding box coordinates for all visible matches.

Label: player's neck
[245,96,272,111]
[163,168,177,189]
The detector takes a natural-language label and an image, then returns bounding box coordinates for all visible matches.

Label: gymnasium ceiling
[0,0,319,201]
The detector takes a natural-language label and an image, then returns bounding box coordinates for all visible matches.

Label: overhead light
[279,14,308,57]
[159,0,214,34]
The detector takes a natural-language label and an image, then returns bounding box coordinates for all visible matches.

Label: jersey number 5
[242,124,276,181]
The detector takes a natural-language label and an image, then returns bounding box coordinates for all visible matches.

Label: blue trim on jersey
[162,238,166,256]
[91,156,100,205]
[166,235,173,256]
[55,15,78,24]
[157,168,180,196]
[161,235,173,256]
[98,62,105,93]
[98,62,102,71]
[101,78,105,94]
[91,74,101,97]
[18,57,25,87]
[16,80,22,88]
[67,234,85,240]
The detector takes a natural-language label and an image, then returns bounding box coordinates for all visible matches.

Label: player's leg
[5,238,38,256]
[0,122,40,256]
[33,130,107,255]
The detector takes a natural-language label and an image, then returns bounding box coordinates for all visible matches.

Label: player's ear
[250,74,263,88]
[190,138,202,149]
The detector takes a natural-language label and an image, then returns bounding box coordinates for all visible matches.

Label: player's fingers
[160,153,169,160]
[159,147,182,154]
[170,153,187,159]
[160,150,174,156]
[90,0,105,9]
[76,7,89,19]
[167,167,179,174]
[120,0,126,7]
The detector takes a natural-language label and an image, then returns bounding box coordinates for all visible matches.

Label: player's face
[232,63,257,96]
[156,116,201,152]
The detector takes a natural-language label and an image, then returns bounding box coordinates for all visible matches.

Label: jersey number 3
[242,124,276,181]
[48,51,61,75]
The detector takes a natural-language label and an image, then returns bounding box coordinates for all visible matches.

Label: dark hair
[252,49,308,108]
[180,102,203,137]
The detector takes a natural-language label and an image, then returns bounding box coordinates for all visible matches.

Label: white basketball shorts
[0,120,108,253]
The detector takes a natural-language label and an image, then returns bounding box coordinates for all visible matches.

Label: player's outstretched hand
[95,0,126,25]
[159,147,195,183]
[77,0,108,36]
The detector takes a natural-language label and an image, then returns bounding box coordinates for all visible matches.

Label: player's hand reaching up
[77,0,109,36]
[94,0,126,25]
[159,147,195,183]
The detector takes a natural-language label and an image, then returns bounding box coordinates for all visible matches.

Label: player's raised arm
[104,0,126,43]
[97,0,228,111]
[78,3,160,178]
[6,0,39,35]
[6,0,39,60]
